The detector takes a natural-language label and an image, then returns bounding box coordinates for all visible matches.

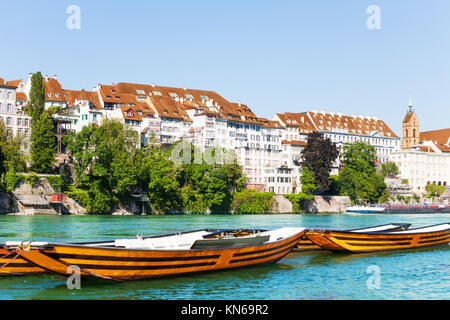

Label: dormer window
[153,91,162,96]
[55,93,60,98]
[106,96,111,99]
[48,92,52,97]
[200,95,208,100]
[169,93,178,99]
[136,89,145,95]
[185,93,193,99]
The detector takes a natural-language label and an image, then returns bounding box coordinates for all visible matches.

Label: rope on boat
[71,265,125,282]
[0,241,32,271]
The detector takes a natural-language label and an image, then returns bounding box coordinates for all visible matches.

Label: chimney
[54,74,57,80]
[45,75,49,82]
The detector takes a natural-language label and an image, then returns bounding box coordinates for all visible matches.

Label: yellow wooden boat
[305,223,450,253]
[0,247,47,276]
[294,223,411,252]
[5,227,305,281]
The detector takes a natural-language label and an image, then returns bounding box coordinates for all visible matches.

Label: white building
[390,106,450,193]
[274,111,401,175]
[0,77,32,150]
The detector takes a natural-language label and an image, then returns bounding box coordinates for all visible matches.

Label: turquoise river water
[0,213,448,300]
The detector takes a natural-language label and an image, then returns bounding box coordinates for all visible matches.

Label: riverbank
[0,181,351,215]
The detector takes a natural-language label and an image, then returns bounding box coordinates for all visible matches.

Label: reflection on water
[0,213,448,300]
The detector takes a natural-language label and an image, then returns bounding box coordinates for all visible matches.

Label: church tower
[401,98,420,150]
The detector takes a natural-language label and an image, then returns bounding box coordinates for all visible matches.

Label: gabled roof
[277,111,398,138]
[420,128,450,153]
[99,82,262,124]
[65,89,102,109]
[258,117,282,129]
[0,77,17,88]
[121,106,142,122]
[5,80,23,88]
[16,92,28,101]
[43,77,67,102]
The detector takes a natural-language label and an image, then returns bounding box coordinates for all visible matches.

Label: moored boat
[5,227,305,281]
[305,223,450,253]
[0,247,47,276]
[293,223,411,252]
[346,205,386,213]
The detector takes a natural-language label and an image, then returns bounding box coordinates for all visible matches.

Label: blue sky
[1,0,449,135]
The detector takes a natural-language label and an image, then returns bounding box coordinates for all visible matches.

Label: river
[0,213,448,300]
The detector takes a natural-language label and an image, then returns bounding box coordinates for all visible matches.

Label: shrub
[5,169,23,192]
[285,193,313,213]
[45,176,65,193]
[232,190,274,214]
[24,173,40,188]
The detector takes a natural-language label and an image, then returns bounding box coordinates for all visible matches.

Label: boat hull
[305,224,450,253]
[0,248,46,276]
[292,223,411,252]
[14,231,305,281]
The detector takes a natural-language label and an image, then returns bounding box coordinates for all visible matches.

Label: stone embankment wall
[2,178,86,215]
[304,196,351,213]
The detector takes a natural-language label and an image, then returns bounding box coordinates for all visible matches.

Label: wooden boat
[0,247,47,276]
[305,223,450,253]
[294,223,411,252]
[0,228,261,277]
[4,227,305,281]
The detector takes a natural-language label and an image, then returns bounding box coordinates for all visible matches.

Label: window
[136,89,145,95]
[153,91,162,96]
[169,93,178,98]
[17,118,22,126]
[185,93,193,99]
[25,118,29,126]
[200,95,209,100]
[6,117,11,125]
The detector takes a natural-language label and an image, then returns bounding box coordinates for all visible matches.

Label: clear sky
[1,0,449,135]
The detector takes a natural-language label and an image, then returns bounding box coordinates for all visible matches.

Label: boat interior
[349,223,411,233]
[381,223,450,234]
[4,227,305,251]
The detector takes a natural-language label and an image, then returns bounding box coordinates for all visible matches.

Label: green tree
[338,141,387,204]
[341,141,377,173]
[380,161,399,178]
[300,166,317,195]
[25,72,46,125]
[300,132,338,193]
[68,120,142,214]
[0,144,5,180]
[425,184,446,197]
[30,112,56,173]
[0,120,27,172]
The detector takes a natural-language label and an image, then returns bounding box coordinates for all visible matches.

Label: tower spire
[408,96,413,113]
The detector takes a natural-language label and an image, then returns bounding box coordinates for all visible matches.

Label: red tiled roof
[44,78,67,102]
[277,111,399,139]
[121,106,142,122]
[6,80,22,88]
[282,140,307,146]
[16,92,28,101]
[65,89,102,109]
[99,82,263,124]
[0,77,16,88]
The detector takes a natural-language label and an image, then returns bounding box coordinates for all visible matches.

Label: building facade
[389,104,450,193]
